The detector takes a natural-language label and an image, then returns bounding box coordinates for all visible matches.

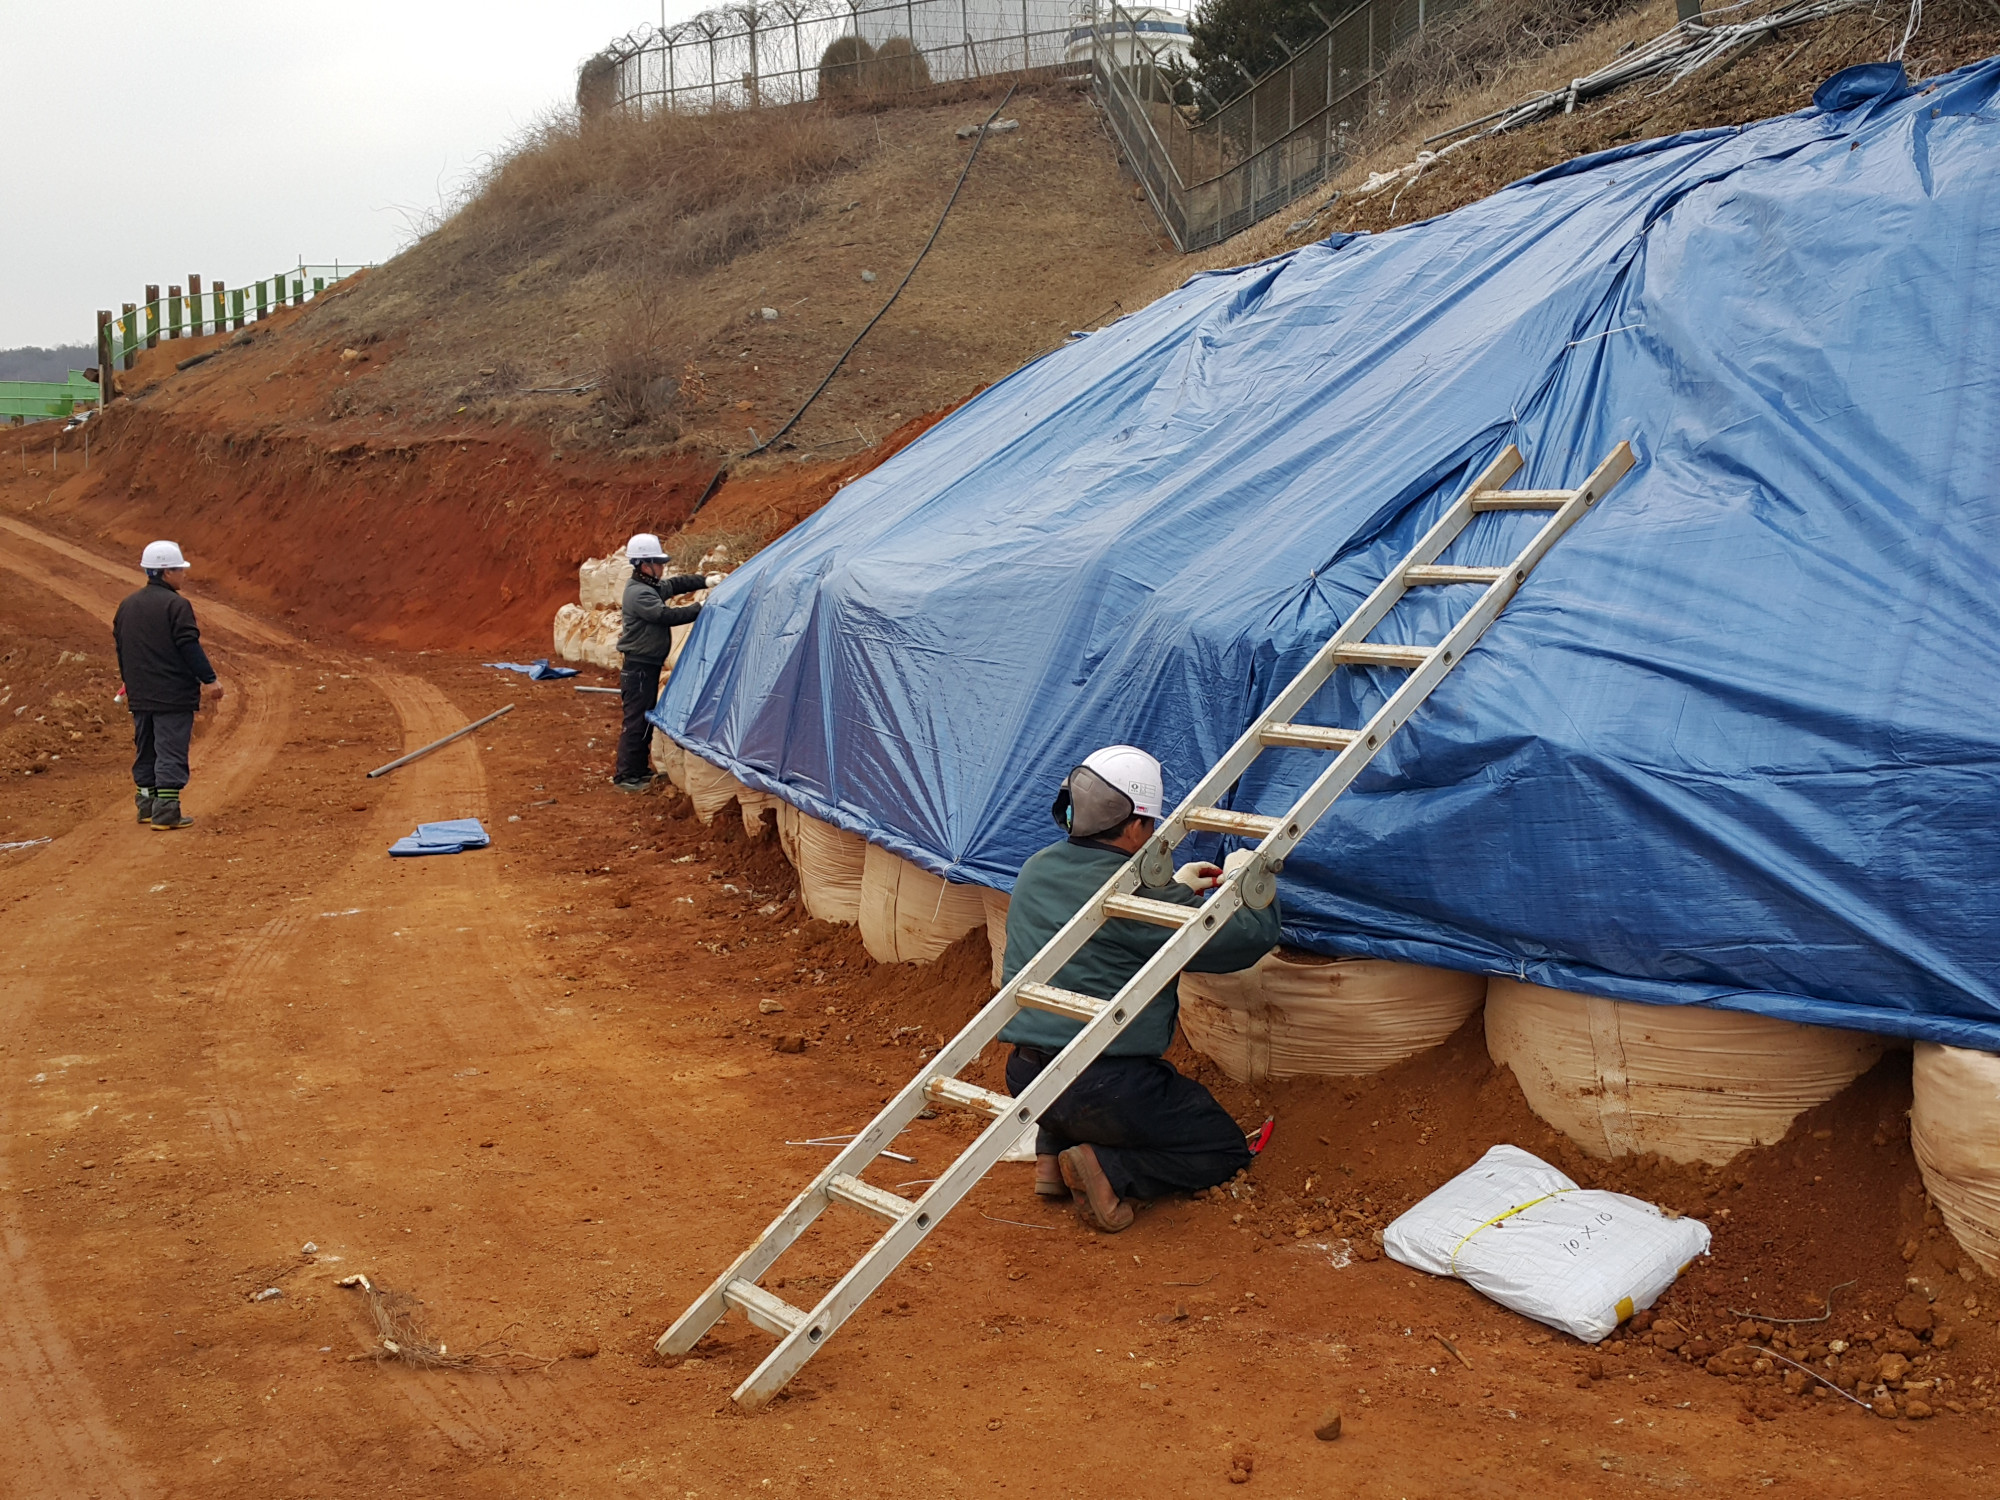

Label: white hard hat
[1081,745,1164,820]
[141,540,189,571]
[626,532,668,562]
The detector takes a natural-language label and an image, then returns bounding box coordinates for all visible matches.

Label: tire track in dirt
[0,530,300,1500]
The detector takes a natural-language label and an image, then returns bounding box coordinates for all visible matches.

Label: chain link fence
[1094,0,1471,251]
[605,0,1087,112]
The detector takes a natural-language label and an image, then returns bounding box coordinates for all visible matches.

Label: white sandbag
[738,785,782,839]
[1486,978,1883,1166]
[552,602,623,670]
[1178,950,1485,1083]
[683,755,741,825]
[791,812,866,925]
[857,843,986,964]
[578,549,629,610]
[776,801,802,867]
[650,733,684,785]
[1384,1144,1712,1344]
[1911,1043,2000,1276]
[982,888,1011,989]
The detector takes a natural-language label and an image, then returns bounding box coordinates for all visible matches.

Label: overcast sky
[0,2,707,350]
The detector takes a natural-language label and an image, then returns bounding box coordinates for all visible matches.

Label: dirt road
[1,502,1995,1499]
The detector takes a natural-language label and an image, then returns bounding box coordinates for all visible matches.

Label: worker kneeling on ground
[1000,745,1278,1233]
[612,533,718,792]
[112,541,223,830]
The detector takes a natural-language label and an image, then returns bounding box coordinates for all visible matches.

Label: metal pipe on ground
[365,704,515,779]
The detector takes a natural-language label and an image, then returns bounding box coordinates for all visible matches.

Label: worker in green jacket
[998,744,1280,1233]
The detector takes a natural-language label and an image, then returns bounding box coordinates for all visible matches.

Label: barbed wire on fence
[603,0,1088,112]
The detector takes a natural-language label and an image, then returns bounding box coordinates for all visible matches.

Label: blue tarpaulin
[486,658,579,680]
[390,818,491,857]
[656,61,2000,1050]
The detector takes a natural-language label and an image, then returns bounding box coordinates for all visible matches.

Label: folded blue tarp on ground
[389,818,491,857]
[485,659,578,680]
[655,61,2000,1050]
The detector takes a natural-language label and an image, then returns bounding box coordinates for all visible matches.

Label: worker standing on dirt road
[111,541,223,830]
[999,745,1280,1232]
[612,533,718,791]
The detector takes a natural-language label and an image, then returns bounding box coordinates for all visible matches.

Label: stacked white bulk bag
[982,889,1010,988]
[1485,978,1884,1165]
[651,734,686,787]
[792,811,868,925]
[1911,1043,2000,1275]
[1178,949,1486,1083]
[578,550,629,610]
[553,602,623,670]
[682,755,742,825]
[857,843,985,964]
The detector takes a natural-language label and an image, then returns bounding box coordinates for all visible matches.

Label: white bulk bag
[1179,950,1485,1083]
[1486,978,1883,1165]
[1911,1043,2000,1276]
[982,888,1011,989]
[1384,1144,1712,1344]
[738,785,782,839]
[552,603,623,671]
[682,756,741,825]
[650,734,685,785]
[857,843,985,964]
[792,811,867,925]
[578,550,629,610]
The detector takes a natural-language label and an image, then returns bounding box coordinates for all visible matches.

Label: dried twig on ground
[336,1273,559,1374]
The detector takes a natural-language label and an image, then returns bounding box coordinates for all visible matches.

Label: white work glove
[1222,848,1257,878]
[704,572,726,588]
[1174,861,1221,892]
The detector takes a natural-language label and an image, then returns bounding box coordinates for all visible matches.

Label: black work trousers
[1007,1044,1252,1201]
[130,710,194,791]
[616,656,664,782]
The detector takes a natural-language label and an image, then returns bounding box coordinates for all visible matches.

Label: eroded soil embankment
[32,394,960,655]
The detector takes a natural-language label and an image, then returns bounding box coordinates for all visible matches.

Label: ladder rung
[723,1279,808,1337]
[827,1173,916,1224]
[1470,490,1571,511]
[1334,643,1432,669]
[1403,564,1506,586]
[1102,893,1194,928]
[1016,982,1108,1022]
[925,1076,1014,1119]
[1260,722,1359,751]
[1183,807,1285,839]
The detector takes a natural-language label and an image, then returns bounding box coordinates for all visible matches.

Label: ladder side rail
[662,849,1166,1358]
[733,880,1256,1406]
[1242,441,1635,875]
[1139,446,1522,880]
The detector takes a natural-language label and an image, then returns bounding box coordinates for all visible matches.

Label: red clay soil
[28,332,962,655]
[3,477,1998,1498]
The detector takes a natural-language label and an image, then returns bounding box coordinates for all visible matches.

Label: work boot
[151,794,194,830]
[1034,1153,1070,1200]
[135,787,156,823]
[1058,1144,1135,1233]
[611,776,653,793]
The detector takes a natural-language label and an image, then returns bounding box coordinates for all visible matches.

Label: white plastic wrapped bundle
[982,888,1010,989]
[857,843,985,964]
[793,811,867,925]
[1911,1043,2000,1275]
[1485,978,1884,1166]
[552,603,623,670]
[683,756,741,825]
[1178,950,1486,1083]
[1384,1144,1712,1343]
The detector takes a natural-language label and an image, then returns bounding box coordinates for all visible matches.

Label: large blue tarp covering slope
[658,60,2000,1050]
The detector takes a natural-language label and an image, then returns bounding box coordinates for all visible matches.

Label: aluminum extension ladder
[658,440,1635,1407]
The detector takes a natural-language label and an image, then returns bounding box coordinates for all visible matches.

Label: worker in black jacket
[612,532,718,790]
[112,540,222,829]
